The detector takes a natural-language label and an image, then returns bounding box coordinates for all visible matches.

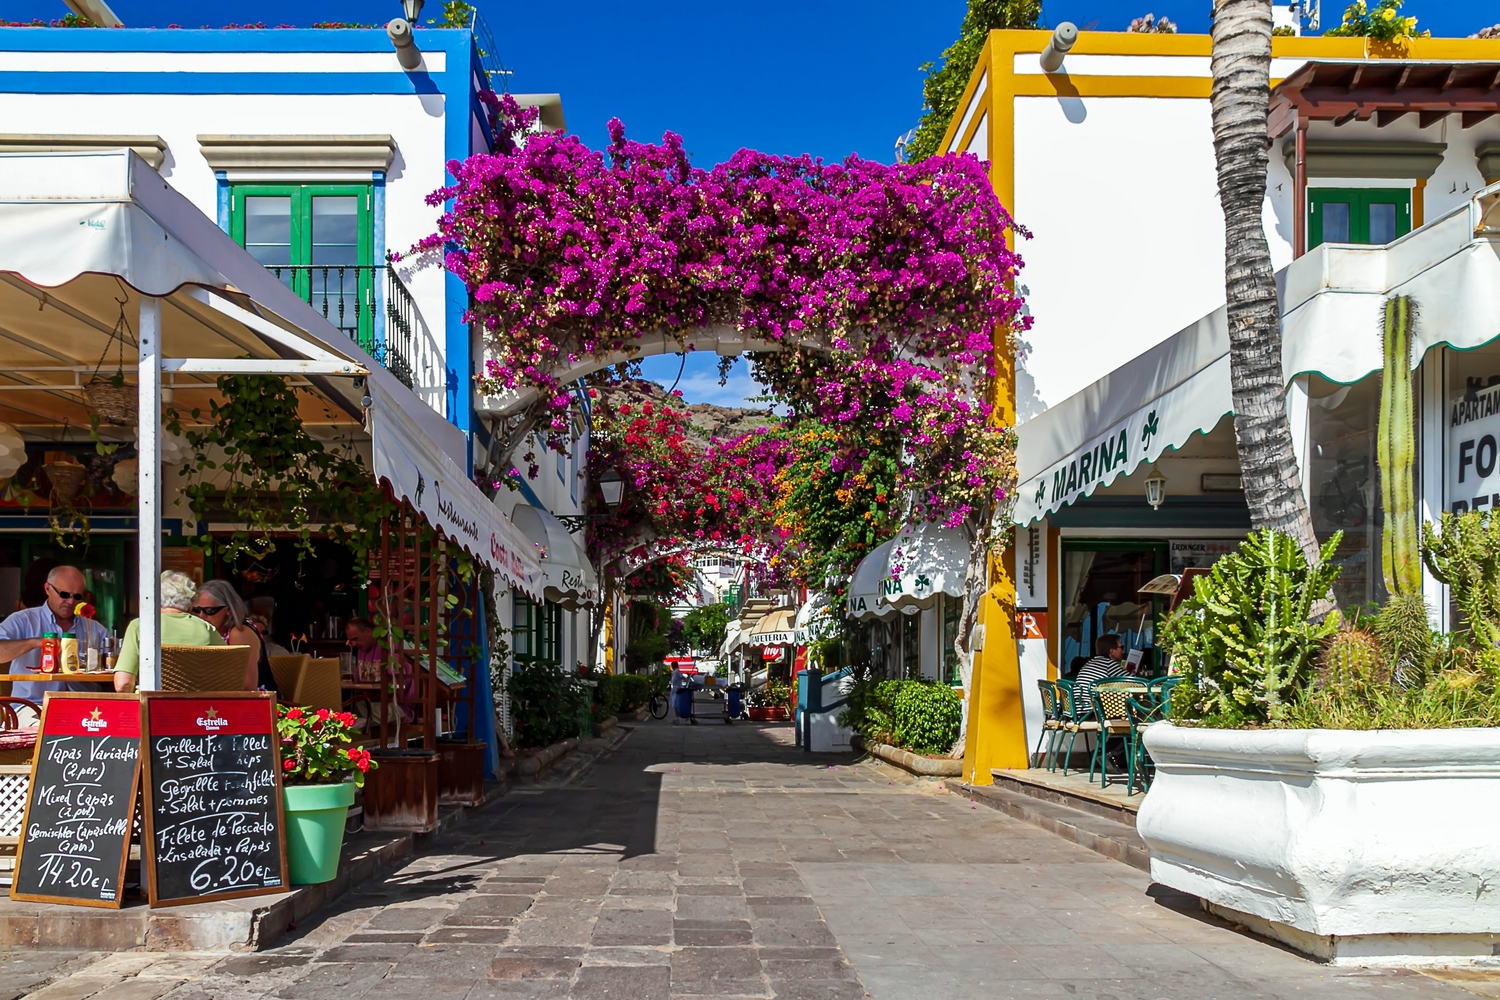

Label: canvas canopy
[846,521,967,619]
[748,607,798,646]
[507,502,598,608]
[1014,183,1500,527]
[0,149,545,682]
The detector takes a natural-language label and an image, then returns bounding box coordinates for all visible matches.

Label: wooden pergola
[1268,60,1500,257]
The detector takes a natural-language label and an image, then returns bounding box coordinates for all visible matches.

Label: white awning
[880,521,968,613]
[368,381,543,599]
[1014,310,1231,525]
[846,521,968,619]
[1014,184,1500,527]
[509,503,599,608]
[846,536,899,620]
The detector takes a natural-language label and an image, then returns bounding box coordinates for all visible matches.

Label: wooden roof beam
[1332,110,1360,127]
[1464,110,1498,129]
[1442,66,1461,92]
[1376,109,1410,128]
[1348,66,1365,92]
[1419,110,1450,129]
[1396,66,1413,91]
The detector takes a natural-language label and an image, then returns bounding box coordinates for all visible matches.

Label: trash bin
[675,689,693,719]
[727,687,742,720]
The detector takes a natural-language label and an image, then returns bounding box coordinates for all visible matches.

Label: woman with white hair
[192,579,272,693]
[113,571,225,692]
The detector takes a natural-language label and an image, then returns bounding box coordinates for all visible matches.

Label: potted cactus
[1139,297,1500,967]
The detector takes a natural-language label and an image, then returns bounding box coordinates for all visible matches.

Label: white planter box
[1138,722,1500,966]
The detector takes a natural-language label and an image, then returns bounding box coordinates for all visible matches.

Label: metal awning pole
[138,297,162,691]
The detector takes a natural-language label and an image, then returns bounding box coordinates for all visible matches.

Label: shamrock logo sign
[914,573,932,592]
[1141,410,1160,451]
[1034,480,1046,505]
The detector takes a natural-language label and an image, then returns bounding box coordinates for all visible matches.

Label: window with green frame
[229,184,375,347]
[941,594,962,686]
[512,595,562,668]
[1308,187,1411,250]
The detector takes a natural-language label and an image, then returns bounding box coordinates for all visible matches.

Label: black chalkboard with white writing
[11,693,142,907]
[140,692,287,907]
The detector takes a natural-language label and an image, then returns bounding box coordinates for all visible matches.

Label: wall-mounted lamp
[1039,22,1079,73]
[1144,467,1167,510]
[597,468,624,508]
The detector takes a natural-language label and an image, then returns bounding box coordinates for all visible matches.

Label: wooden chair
[293,658,343,713]
[0,696,40,765]
[160,645,251,692]
[268,653,308,695]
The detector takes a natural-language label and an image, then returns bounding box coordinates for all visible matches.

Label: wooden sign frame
[139,691,288,908]
[10,692,143,909]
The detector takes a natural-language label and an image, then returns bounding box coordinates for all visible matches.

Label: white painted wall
[1010,67,1500,418]
[3,90,453,415]
[1014,96,1226,410]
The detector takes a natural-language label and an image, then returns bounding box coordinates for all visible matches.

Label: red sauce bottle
[39,632,60,673]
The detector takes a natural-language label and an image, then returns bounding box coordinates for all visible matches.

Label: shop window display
[1060,542,1165,676]
[1307,374,1389,610]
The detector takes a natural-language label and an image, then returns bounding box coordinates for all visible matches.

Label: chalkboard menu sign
[140,692,287,907]
[11,693,142,908]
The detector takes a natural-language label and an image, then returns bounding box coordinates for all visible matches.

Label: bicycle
[647,689,670,720]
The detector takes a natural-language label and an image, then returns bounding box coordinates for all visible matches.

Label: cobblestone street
[6,721,1491,1000]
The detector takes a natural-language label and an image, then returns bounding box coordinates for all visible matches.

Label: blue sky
[17,0,1500,405]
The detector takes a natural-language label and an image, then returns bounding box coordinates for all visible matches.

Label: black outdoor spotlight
[387,0,425,71]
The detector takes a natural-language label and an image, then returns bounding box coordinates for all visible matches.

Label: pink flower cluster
[424,96,1029,530]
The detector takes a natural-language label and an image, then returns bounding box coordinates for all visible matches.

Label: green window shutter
[1307,187,1412,250]
[228,183,375,347]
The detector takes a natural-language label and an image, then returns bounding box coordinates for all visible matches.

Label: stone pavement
[7,719,1496,1000]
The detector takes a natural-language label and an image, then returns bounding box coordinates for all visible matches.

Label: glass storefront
[1307,373,1389,610]
[1060,541,1166,677]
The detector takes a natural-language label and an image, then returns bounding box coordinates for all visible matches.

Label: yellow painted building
[945,27,1500,783]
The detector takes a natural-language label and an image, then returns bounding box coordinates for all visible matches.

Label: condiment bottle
[59,633,79,673]
[39,632,60,673]
[86,639,101,672]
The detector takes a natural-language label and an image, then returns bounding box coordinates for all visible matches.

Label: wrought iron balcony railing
[264,263,419,391]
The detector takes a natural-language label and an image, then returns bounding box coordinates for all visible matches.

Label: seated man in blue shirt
[0,565,112,720]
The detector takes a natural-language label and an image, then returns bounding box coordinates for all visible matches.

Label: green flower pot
[283,781,355,885]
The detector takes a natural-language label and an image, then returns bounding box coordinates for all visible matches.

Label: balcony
[264,263,418,390]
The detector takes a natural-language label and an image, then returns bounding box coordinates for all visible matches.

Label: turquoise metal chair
[1123,695,1164,795]
[1034,679,1065,770]
[1055,681,1098,776]
[1088,685,1135,788]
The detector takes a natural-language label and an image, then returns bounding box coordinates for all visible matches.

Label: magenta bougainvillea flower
[423,96,1027,556]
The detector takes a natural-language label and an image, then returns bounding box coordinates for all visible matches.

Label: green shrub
[1162,529,1343,727]
[840,679,960,754]
[509,664,591,747]
[624,630,668,673]
[614,674,654,712]
[890,682,962,754]
[593,674,624,718]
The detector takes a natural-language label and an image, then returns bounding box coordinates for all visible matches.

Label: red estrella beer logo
[195,706,229,731]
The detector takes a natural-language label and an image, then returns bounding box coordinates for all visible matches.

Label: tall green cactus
[1378,295,1422,596]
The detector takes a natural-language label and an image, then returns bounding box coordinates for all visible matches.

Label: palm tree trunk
[1210,0,1321,563]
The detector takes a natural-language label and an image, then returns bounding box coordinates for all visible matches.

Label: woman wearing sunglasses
[192,579,274,694]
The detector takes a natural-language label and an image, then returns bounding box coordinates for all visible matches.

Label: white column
[137,297,162,691]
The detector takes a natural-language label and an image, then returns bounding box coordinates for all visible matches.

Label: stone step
[0,729,624,952]
[944,779,1149,871]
